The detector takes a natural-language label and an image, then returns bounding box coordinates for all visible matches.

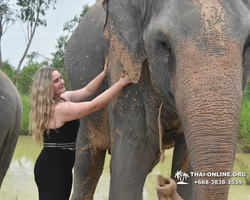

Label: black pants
[34,148,75,200]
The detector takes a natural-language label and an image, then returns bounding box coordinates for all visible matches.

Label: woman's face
[51,70,66,99]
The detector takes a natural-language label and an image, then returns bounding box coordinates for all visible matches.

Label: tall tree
[26,3,90,89]
[13,0,57,86]
[0,0,17,67]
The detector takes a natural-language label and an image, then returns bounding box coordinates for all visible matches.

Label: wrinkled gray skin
[0,70,22,189]
[65,0,250,199]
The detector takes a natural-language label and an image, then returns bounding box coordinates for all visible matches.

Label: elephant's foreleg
[71,109,109,200]
[171,133,192,200]
[109,129,158,200]
[108,87,160,200]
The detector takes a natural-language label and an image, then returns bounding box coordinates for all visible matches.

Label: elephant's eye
[159,40,169,49]
[156,35,171,50]
[245,34,250,49]
[243,35,250,56]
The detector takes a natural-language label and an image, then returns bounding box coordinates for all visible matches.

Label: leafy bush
[243,80,250,99]
[241,81,250,144]
[20,95,30,134]
[1,60,15,81]
[239,95,250,142]
[17,62,41,95]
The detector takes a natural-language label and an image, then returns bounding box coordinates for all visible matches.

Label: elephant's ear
[103,0,146,83]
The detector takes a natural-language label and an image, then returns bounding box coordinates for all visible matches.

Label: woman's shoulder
[60,91,72,101]
[54,100,70,111]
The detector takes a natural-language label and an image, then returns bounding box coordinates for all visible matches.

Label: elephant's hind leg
[71,147,107,200]
[0,121,19,188]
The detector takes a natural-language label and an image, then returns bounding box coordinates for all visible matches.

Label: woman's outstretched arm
[53,71,131,126]
[61,57,109,102]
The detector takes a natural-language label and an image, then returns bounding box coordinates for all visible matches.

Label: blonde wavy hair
[29,66,60,145]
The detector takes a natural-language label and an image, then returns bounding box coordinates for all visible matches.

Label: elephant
[157,175,183,200]
[65,0,250,199]
[0,69,22,188]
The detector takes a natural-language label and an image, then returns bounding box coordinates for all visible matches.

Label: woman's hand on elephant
[103,56,109,76]
[119,70,132,87]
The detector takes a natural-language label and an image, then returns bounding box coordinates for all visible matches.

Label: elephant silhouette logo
[174,170,189,185]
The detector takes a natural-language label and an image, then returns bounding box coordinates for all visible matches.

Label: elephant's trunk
[173,37,243,199]
[156,175,184,200]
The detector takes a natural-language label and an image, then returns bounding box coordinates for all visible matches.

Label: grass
[239,96,250,141]
[235,157,250,185]
[20,95,30,134]
[239,96,250,152]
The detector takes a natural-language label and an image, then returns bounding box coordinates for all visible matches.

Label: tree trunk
[13,6,40,86]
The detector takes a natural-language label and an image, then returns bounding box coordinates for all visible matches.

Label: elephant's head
[104,0,250,199]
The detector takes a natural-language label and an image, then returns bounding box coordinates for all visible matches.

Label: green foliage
[24,3,91,91]
[13,0,57,86]
[17,62,41,95]
[2,2,95,134]
[52,35,68,62]
[63,4,90,36]
[239,95,250,142]
[0,0,17,65]
[1,60,15,81]
[243,80,250,99]
[50,35,70,90]
[20,95,30,134]
[79,4,90,20]
[16,0,57,27]
[1,60,41,95]
[0,0,17,35]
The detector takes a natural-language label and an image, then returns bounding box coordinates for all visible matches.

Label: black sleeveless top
[44,119,80,144]
[34,119,80,199]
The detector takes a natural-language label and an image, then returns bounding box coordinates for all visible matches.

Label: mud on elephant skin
[65,0,250,199]
[0,69,22,188]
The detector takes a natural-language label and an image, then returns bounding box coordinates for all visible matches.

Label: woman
[29,57,131,200]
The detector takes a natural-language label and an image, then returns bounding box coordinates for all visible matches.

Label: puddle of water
[1,136,249,200]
